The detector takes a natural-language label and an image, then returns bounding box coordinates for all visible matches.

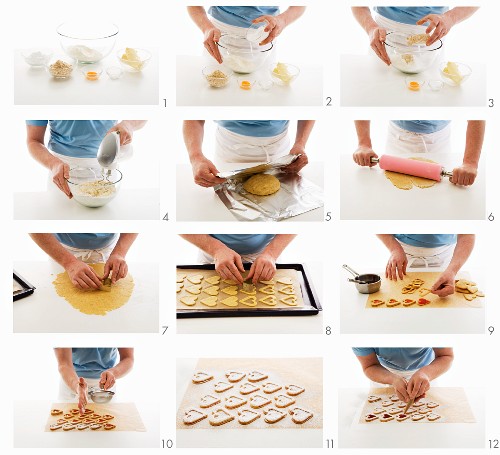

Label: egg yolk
[86,71,99,81]
[408,81,420,91]
[240,80,251,90]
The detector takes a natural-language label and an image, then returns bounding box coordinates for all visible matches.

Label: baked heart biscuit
[371,299,385,307]
[221,286,238,296]
[214,381,234,393]
[83,409,94,415]
[102,415,114,421]
[259,295,276,306]
[56,419,67,425]
[388,407,400,415]
[389,394,399,402]
[220,296,238,307]
[96,419,108,424]
[403,298,416,306]
[396,413,410,422]
[381,400,392,407]
[200,394,221,408]
[289,407,314,424]
[427,413,441,421]
[200,296,217,307]
[275,394,296,408]
[187,274,204,285]
[237,409,261,425]
[263,408,286,424]
[380,413,394,422]
[51,409,63,416]
[411,413,425,421]
[183,408,208,425]
[259,285,275,295]
[90,423,102,430]
[70,409,79,415]
[260,280,275,285]
[467,285,478,293]
[85,418,96,424]
[181,295,198,306]
[476,291,485,297]
[412,401,425,407]
[239,382,260,395]
[464,294,477,301]
[240,296,257,307]
[285,384,305,396]
[278,285,295,295]
[372,407,384,414]
[104,423,116,430]
[365,414,378,422]
[176,283,183,293]
[49,424,62,431]
[205,275,221,285]
[248,370,268,382]
[250,394,272,409]
[192,371,214,384]
[263,382,282,394]
[203,286,219,296]
[387,299,401,307]
[223,279,238,285]
[62,424,75,431]
[419,288,431,297]
[176,273,186,283]
[418,408,432,414]
[225,395,247,409]
[226,371,246,383]
[63,413,73,419]
[396,401,406,408]
[77,423,89,430]
[209,408,234,426]
[186,285,202,295]
[280,295,298,306]
[426,401,439,408]
[367,395,381,403]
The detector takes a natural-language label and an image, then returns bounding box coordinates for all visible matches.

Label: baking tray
[13,270,36,301]
[176,263,321,318]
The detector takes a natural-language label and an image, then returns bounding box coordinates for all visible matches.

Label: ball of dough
[243,173,281,196]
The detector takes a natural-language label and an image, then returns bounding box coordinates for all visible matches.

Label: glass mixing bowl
[216,34,273,74]
[384,31,443,74]
[57,21,119,63]
[66,167,122,208]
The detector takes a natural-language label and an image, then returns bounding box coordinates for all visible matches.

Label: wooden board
[177,269,305,310]
[364,272,484,309]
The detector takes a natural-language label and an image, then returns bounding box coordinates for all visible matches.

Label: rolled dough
[384,158,438,190]
[53,263,134,316]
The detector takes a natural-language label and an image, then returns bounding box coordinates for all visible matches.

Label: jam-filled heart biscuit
[103,423,116,430]
[70,408,80,415]
[263,408,286,424]
[83,409,94,415]
[203,285,219,296]
[209,408,234,426]
[259,295,276,306]
[274,394,296,408]
[403,298,416,306]
[102,414,114,421]
[289,407,314,424]
[221,286,238,296]
[237,409,261,425]
[225,395,247,409]
[49,424,62,431]
[371,299,385,307]
[225,371,246,383]
[51,409,63,416]
[239,295,257,307]
[90,423,103,430]
[387,299,401,307]
[364,413,378,422]
[240,382,260,395]
[63,413,73,419]
[187,274,204,285]
[249,394,272,409]
[183,408,208,425]
[214,381,234,393]
[259,285,275,295]
[427,413,441,421]
[200,394,221,408]
[200,296,217,307]
[367,395,381,403]
[396,413,410,421]
[247,370,268,382]
[205,275,221,285]
[192,371,214,384]
[220,296,238,307]
[285,384,305,396]
[418,298,431,306]
[262,382,282,394]
[56,419,67,425]
[380,413,394,422]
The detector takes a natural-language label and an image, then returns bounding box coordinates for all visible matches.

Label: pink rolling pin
[370,155,453,182]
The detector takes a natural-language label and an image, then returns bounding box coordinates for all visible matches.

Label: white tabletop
[177,262,323,334]
[176,359,322,448]
[340,153,485,220]
[14,188,159,220]
[338,387,484,448]
[14,50,159,105]
[340,54,486,107]
[176,55,322,106]
[14,400,159,448]
[340,268,485,334]
[13,261,158,333]
[176,162,324,222]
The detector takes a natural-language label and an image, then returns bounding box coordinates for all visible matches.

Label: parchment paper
[358,387,475,424]
[177,358,322,430]
[364,272,484,309]
[177,269,306,310]
[45,402,146,432]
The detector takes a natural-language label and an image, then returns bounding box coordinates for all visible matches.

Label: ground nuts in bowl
[202,65,233,88]
[46,57,73,79]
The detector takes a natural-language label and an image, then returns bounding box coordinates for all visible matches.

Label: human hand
[107,122,133,146]
[77,377,88,414]
[391,375,410,402]
[213,247,245,285]
[104,254,128,284]
[431,269,456,297]
[51,161,72,198]
[450,164,477,186]
[246,253,276,284]
[407,370,431,401]
[368,26,390,65]
[386,246,408,281]
[191,156,226,187]
[283,145,308,173]
[99,370,116,390]
[353,146,378,167]
[253,15,286,45]
[203,26,223,63]
[416,14,453,46]
[66,260,103,290]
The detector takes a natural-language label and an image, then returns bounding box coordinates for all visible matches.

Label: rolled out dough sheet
[364,272,484,309]
[53,263,135,316]
[384,157,438,190]
[45,402,146,432]
[177,358,322,430]
[358,387,475,424]
[176,269,306,311]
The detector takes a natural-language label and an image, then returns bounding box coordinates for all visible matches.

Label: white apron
[397,240,455,268]
[198,249,262,264]
[58,377,117,401]
[386,121,452,155]
[375,12,429,36]
[214,126,290,167]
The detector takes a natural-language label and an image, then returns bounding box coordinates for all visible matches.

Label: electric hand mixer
[97,131,121,178]
[370,155,453,181]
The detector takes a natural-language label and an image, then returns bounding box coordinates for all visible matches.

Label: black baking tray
[13,270,36,301]
[176,263,321,318]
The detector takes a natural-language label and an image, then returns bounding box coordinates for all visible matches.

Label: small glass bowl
[258,79,273,91]
[238,77,256,90]
[428,80,444,91]
[21,48,53,67]
[106,66,123,80]
[405,76,426,91]
[202,65,233,88]
[80,65,103,81]
[45,56,74,79]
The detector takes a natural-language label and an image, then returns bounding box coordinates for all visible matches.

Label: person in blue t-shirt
[188,6,306,63]
[377,234,475,297]
[26,120,147,198]
[352,120,485,187]
[184,120,315,187]
[352,7,479,65]
[179,234,296,284]
[54,348,134,413]
[30,233,138,290]
[352,348,454,403]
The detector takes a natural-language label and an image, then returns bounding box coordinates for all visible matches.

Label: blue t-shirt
[216,120,289,137]
[374,7,449,25]
[72,348,118,379]
[54,233,117,250]
[210,234,275,255]
[208,6,279,28]
[352,348,435,371]
[394,234,457,248]
[26,120,116,158]
[392,120,451,134]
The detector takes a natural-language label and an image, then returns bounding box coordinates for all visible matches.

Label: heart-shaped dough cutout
[280,295,298,306]
[289,407,313,424]
[221,296,238,307]
[209,408,234,426]
[225,395,247,409]
[239,382,260,395]
[262,382,282,394]
[259,279,275,285]
[200,394,221,408]
[226,371,246,383]
[176,283,183,293]
[249,394,272,409]
[192,371,214,384]
[200,296,217,307]
[186,285,202,295]
[285,384,305,396]
[205,275,221,285]
[259,295,277,306]
[275,394,296,408]
[176,273,186,283]
[221,286,238,296]
[203,285,219,296]
[248,370,268,382]
[183,408,207,425]
[214,381,233,393]
[259,285,275,295]
[223,279,237,285]
[181,295,198,306]
[241,284,256,295]
[279,285,295,295]
[240,295,257,307]
[187,274,204,285]
[237,409,261,425]
[264,408,286,424]
[277,276,293,285]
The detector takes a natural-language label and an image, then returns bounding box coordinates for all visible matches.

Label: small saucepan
[343,264,381,294]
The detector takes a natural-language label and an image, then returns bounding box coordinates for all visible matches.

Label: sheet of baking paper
[177,358,322,430]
